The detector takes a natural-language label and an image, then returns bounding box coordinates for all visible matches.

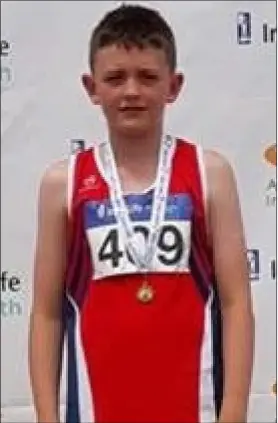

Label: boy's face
[82,44,184,137]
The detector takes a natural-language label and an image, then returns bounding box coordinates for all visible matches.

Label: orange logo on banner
[264,144,277,167]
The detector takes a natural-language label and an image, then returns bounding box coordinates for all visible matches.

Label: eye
[103,72,125,84]
[139,71,159,83]
[145,74,158,80]
[105,75,120,81]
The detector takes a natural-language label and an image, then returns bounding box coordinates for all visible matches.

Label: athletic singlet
[63,137,223,423]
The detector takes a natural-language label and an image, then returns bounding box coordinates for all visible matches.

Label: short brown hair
[89,4,177,71]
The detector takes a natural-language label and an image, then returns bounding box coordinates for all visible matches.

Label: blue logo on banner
[84,192,193,229]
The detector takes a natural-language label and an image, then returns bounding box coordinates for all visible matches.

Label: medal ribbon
[99,134,176,273]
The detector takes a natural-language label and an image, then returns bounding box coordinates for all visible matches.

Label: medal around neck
[100,135,175,304]
[137,280,155,304]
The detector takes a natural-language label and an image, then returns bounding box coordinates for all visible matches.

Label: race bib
[84,192,193,280]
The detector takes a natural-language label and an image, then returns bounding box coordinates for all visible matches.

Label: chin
[118,121,149,136]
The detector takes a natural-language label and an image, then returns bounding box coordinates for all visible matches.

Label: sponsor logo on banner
[1,39,13,91]
[270,259,276,281]
[247,249,260,282]
[237,12,276,45]
[1,271,24,318]
[237,12,252,44]
[265,178,276,207]
[70,138,86,154]
[271,382,277,423]
[264,144,277,167]
[264,144,277,207]
[247,250,276,283]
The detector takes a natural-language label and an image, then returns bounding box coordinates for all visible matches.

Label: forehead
[93,44,169,72]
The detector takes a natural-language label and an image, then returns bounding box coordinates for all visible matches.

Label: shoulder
[203,149,239,204]
[203,148,236,184]
[38,159,69,211]
[203,149,233,173]
[40,159,68,190]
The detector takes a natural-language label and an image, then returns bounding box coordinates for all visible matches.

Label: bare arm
[29,161,68,423]
[205,151,255,423]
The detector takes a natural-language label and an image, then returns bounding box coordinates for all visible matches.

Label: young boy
[29,4,254,423]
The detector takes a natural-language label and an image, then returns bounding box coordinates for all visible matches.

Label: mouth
[119,106,147,112]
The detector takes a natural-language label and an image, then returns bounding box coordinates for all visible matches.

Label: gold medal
[137,280,154,304]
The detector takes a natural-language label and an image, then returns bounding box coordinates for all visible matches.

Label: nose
[123,77,140,97]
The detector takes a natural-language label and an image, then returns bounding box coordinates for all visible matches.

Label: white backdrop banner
[1,1,276,422]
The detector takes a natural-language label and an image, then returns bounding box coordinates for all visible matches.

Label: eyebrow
[103,66,160,74]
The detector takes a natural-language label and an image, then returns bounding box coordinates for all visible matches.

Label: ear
[81,73,100,105]
[167,72,185,104]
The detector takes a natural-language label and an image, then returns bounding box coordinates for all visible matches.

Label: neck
[107,126,164,193]
[109,127,163,167]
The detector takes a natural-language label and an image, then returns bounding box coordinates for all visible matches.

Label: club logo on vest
[79,174,100,194]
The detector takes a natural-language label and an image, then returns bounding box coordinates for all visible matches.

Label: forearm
[219,300,254,422]
[29,311,64,423]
